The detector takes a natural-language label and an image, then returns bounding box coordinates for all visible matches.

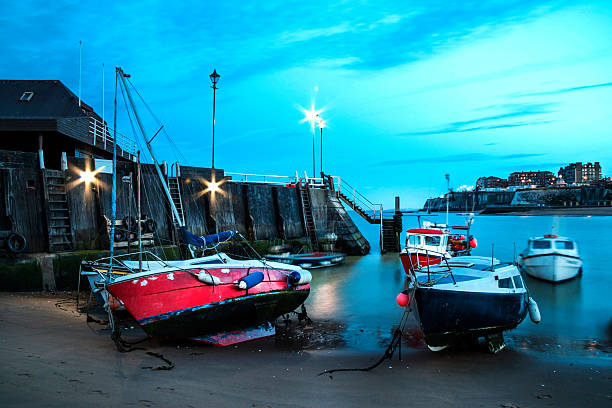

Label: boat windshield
[554,240,574,250]
[532,240,551,249]
[408,235,422,246]
[425,235,441,246]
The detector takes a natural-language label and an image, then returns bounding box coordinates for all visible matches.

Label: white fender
[295,270,312,285]
[528,297,541,324]
[197,271,221,285]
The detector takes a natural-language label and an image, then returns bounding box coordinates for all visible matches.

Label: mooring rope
[318,307,412,376]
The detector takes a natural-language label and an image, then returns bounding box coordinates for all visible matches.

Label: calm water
[304,213,612,355]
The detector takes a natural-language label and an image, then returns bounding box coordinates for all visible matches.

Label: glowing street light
[299,104,323,177]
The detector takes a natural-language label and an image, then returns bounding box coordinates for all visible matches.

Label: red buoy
[459,234,465,240]
[469,238,478,248]
[396,292,410,307]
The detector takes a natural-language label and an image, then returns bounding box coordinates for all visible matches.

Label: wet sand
[1,292,610,407]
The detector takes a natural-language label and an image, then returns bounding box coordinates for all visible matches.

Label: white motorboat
[519,234,583,282]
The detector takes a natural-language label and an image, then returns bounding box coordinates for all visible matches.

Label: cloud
[400,103,556,136]
[372,152,545,167]
[278,22,354,44]
[514,81,612,97]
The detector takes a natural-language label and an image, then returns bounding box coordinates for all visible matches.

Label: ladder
[381,218,400,253]
[167,176,185,226]
[297,180,319,251]
[42,169,74,252]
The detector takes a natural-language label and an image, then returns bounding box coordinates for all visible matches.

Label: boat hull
[413,287,529,347]
[106,268,310,340]
[399,251,443,273]
[520,253,582,282]
[140,289,309,338]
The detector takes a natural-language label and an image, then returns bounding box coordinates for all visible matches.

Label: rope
[318,309,411,376]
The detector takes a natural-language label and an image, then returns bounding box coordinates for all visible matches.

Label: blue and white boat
[406,257,540,352]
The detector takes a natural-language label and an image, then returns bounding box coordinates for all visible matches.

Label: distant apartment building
[558,162,602,184]
[508,171,556,187]
[476,176,508,189]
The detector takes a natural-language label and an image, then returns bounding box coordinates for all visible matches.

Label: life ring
[7,232,26,253]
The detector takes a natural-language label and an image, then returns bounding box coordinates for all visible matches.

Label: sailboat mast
[116,68,184,228]
[108,68,119,273]
[137,150,142,272]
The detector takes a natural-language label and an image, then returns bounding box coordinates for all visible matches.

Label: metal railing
[330,176,383,220]
[225,171,327,188]
[88,117,137,158]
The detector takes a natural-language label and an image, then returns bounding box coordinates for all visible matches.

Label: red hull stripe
[400,252,443,273]
[136,288,309,326]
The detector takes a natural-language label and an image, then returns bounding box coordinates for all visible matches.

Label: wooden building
[0,79,135,169]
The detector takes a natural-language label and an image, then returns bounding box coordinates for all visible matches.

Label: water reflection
[304,212,612,354]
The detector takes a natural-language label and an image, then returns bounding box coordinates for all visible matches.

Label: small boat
[518,234,583,282]
[81,230,312,345]
[404,256,539,352]
[264,252,345,269]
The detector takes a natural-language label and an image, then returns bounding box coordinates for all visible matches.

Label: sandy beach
[1,292,610,408]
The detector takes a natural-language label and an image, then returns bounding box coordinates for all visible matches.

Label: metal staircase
[167,176,185,226]
[321,172,402,252]
[297,180,319,251]
[42,169,74,252]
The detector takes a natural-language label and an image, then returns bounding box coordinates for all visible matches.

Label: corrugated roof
[0,80,96,119]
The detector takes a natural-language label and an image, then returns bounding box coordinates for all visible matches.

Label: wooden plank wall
[0,167,47,252]
[2,155,368,253]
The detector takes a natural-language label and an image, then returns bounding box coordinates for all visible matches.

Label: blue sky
[1,0,611,208]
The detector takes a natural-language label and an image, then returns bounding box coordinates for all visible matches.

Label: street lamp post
[318,118,326,176]
[312,116,316,178]
[209,69,220,169]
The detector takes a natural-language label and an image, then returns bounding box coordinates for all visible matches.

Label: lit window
[19,91,34,101]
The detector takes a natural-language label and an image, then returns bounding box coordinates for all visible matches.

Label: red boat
[83,72,311,346]
[83,245,311,345]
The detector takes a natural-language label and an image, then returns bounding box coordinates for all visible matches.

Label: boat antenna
[445,174,450,226]
[108,68,119,274]
[116,69,185,228]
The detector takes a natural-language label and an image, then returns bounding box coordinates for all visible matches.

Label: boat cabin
[405,228,448,255]
[527,235,578,253]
